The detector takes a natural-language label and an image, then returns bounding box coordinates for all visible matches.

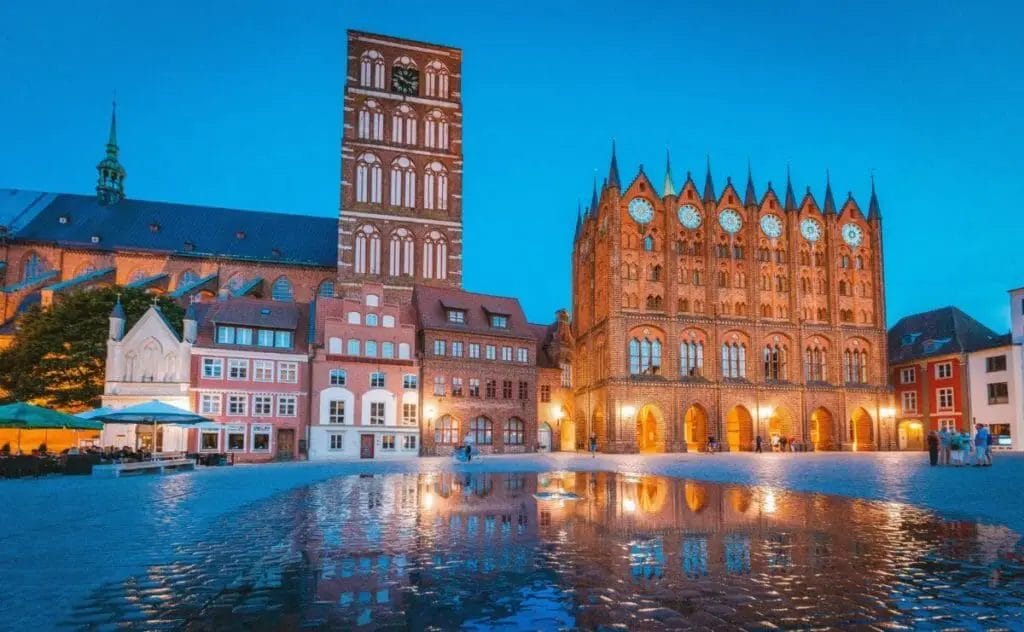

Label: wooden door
[360,434,375,459]
[277,429,295,459]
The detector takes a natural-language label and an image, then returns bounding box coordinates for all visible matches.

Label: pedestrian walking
[755,435,763,453]
[589,434,597,458]
[986,430,995,466]
[974,424,990,467]
[779,436,788,452]
[926,430,939,466]
[938,428,951,465]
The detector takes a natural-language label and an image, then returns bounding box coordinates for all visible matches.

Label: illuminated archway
[897,420,924,451]
[725,405,754,452]
[637,404,664,453]
[685,481,708,513]
[809,407,835,451]
[683,404,708,451]
[638,476,668,514]
[766,406,797,444]
[851,407,874,451]
[560,418,576,452]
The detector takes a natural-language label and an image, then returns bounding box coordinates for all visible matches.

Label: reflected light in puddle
[422,491,435,510]
[762,488,778,514]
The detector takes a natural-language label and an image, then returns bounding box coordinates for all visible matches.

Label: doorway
[360,434,375,459]
[537,423,552,453]
[277,429,295,460]
[897,421,924,451]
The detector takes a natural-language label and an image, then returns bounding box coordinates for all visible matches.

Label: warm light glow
[551,405,565,421]
[908,421,922,430]
[622,498,637,513]
[422,491,435,510]
[622,405,636,418]
[880,407,896,419]
[425,406,437,419]
[762,488,778,514]
[757,405,775,418]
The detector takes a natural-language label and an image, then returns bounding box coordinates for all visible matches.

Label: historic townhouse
[309,284,420,459]
[531,311,575,451]
[189,298,310,461]
[572,148,891,453]
[415,286,539,455]
[338,31,464,301]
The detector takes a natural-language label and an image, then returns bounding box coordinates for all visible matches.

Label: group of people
[926,424,994,467]
[755,435,808,453]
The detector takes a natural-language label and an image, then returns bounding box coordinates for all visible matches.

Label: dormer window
[490,314,509,329]
[90,235,101,244]
[58,215,69,224]
[236,231,246,240]
[183,241,195,252]
[447,309,466,324]
[149,223,160,233]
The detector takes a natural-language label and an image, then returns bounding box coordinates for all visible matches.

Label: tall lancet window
[354,225,382,275]
[389,228,415,277]
[422,231,447,280]
[389,156,416,208]
[355,153,382,203]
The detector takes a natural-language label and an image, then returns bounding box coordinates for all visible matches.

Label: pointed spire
[702,156,715,204]
[868,173,882,220]
[783,164,797,212]
[96,100,126,206]
[663,149,676,196]
[107,100,118,150]
[608,140,621,189]
[110,294,126,320]
[823,169,836,215]
[574,201,583,240]
[589,176,598,217]
[744,162,757,206]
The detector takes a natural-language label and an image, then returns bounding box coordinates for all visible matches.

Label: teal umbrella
[90,400,209,455]
[0,402,102,453]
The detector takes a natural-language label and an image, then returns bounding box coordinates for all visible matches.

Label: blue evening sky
[1,1,1022,330]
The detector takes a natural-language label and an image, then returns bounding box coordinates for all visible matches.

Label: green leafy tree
[0,286,184,411]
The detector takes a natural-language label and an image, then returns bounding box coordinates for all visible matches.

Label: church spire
[96,101,126,206]
[608,140,621,189]
[783,164,797,212]
[823,169,837,215]
[744,161,757,206]
[663,149,676,196]
[574,200,583,240]
[868,173,882,220]
[702,155,715,204]
[588,175,598,218]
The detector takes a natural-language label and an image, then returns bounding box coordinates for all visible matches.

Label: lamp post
[424,405,437,456]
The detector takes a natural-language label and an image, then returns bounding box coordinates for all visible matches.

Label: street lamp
[424,405,437,456]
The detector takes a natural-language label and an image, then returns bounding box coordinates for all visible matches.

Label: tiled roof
[888,306,1004,364]
[413,285,533,340]
[1,188,336,267]
[192,298,309,352]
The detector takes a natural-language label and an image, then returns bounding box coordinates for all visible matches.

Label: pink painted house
[188,297,310,462]
[309,284,420,459]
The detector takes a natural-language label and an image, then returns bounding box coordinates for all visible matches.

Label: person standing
[974,424,989,467]
[938,428,951,466]
[589,434,597,458]
[755,435,763,453]
[986,429,995,466]
[926,431,939,466]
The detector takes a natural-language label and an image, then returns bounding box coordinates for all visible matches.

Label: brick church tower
[338,31,464,299]
[571,145,891,453]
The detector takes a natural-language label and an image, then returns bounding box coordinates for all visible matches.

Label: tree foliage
[0,287,184,411]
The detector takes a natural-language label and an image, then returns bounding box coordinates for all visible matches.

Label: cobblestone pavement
[0,451,1021,630]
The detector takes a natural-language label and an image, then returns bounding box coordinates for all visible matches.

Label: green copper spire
[663,149,676,196]
[96,100,126,206]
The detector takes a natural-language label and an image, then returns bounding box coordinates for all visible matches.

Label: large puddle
[69,471,1024,629]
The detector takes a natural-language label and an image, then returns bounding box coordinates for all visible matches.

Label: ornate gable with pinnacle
[103,304,193,409]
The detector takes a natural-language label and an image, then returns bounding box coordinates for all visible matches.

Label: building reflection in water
[70,471,1024,630]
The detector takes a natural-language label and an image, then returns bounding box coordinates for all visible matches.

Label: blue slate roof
[1,189,337,267]
[888,306,1004,364]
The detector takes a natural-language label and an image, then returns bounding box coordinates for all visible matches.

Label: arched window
[643,235,655,251]
[423,161,449,210]
[318,280,335,297]
[391,104,417,145]
[645,295,663,310]
[800,249,810,266]
[389,156,416,208]
[628,336,662,375]
[469,416,493,445]
[680,340,704,377]
[389,228,415,277]
[763,343,786,381]
[328,337,342,354]
[21,252,48,282]
[425,60,450,98]
[354,225,382,275]
[678,298,689,312]
[271,276,293,301]
[649,265,662,282]
[720,342,747,378]
[365,340,378,357]
[347,339,360,355]
[855,256,864,270]
[365,314,378,327]
[424,109,449,149]
[805,345,827,382]
[355,153,382,203]
[502,417,525,446]
[422,231,447,280]
[359,50,385,89]
[435,415,459,445]
[357,99,384,140]
[843,348,869,384]
[838,280,848,296]
[178,270,198,289]
[224,273,245,293]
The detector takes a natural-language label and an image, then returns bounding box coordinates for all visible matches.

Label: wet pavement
[61,472,1024,630]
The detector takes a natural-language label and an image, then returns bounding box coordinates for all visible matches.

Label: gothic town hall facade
[571,151,889,453]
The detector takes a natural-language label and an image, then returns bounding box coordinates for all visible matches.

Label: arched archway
[560,418,576,452]
[638,477,668,514]
[897,420,924,451]
[683,404,707,451]
[725,406,754,452]
[685,482,708,513]
[537,422,553,453]
[809,407,835,451]
[766,407,797,447]
[637,404,664,453]
[851,407,874,451]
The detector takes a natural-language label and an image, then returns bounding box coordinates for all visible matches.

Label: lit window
[382,434,396,449]
[402,403,418,425]
[433,376,445,396]
[251,425,272,451]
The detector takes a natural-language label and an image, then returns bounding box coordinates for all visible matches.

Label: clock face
[677,204,702,230]
[718,209,742,234]
[842,223,864,247]
[760,214,783,239]
[391,67,420,95]
[628,198,654,224]
[800,218,822,242]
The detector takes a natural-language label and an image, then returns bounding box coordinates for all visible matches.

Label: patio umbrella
[0,402,103,451]
[90,400,210,456]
